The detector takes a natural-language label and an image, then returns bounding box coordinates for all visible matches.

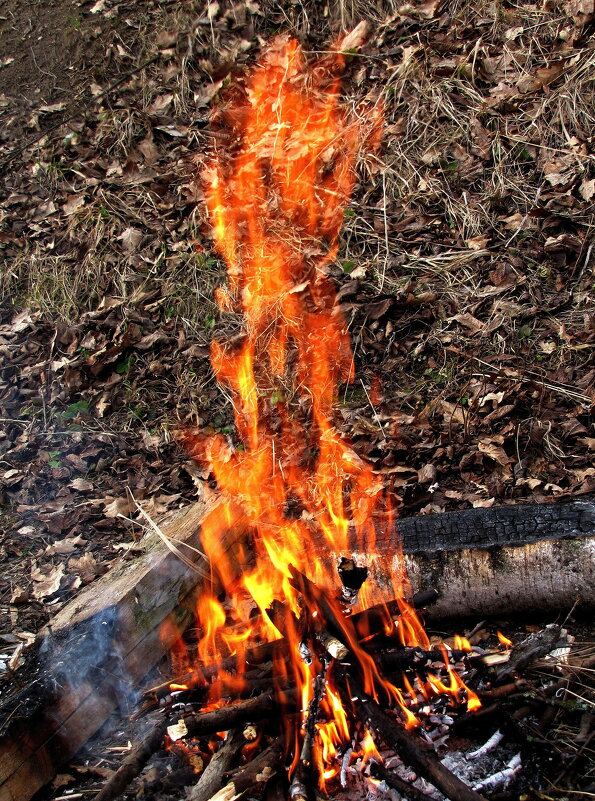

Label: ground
[0,0,593,731]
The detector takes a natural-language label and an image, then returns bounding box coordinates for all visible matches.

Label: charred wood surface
[377,500,595,618]
[390,500,594,553]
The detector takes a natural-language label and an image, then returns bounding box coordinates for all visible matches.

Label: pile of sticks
[91,565,591,801]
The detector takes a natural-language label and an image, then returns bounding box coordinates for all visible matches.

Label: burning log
[187,728,246,801]
[206,739,285,801]
[2,500,591,801]
[183,690,298,738]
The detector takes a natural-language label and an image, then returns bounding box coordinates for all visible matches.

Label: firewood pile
[87,564,594,801]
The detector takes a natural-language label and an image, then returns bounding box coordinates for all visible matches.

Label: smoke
[39,603,139,714]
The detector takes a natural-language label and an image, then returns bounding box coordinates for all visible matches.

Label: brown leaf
[138,136,160,165]
[68,553,100,584]
[31,563,65,599]
[453,313,484,333]
[103,496,136,518]
[579,178,595,201]
[45,535,87,555]
[10,586,30,604]
[367,298,393,319]
[119,227,143,253]
[478,440,511,465]
[136,331,170,350]
[418,464,437,484]
[517,62,565,93]
[70,478,94,491]
[440,400,466,424]
[62,195,86,216]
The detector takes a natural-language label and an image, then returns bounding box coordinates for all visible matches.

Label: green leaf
[62,400,90,419]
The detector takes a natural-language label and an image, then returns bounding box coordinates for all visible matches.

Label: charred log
[335,667,488,801]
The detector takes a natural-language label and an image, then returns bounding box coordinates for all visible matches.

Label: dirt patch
[0,0,154,145]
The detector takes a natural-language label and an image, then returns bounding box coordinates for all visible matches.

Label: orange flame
[497,631,513,648]
[174,33,480,779]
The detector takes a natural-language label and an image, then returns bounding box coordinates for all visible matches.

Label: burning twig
[188,728,246,801]
[207,739,285,801]
[496,624,562,682]
[289,664,328,801]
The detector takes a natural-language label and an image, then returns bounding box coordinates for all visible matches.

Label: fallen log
[387,500,595,618]
[0,499,247,801]
[0,500,593,801]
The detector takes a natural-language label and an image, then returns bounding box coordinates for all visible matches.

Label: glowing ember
[173,32,480,788]
[497,631,514,648]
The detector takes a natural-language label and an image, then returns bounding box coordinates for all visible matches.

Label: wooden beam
[0,500,245,801]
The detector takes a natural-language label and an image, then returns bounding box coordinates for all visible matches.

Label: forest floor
[0,0,593,727]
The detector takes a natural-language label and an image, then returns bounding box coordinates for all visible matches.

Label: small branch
[188,728,245,801]
[92,718,168,801]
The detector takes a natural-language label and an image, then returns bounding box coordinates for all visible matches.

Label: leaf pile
[1,0,594,636]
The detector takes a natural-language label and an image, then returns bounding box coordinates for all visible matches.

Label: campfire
[2,28,592,801]
[138,33,490,801]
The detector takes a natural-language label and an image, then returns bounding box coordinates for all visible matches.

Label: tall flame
[177,34,478,784]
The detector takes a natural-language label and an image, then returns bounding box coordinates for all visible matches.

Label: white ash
[440,741,520,796]
[473,753,522,792]
[466,729,505,759]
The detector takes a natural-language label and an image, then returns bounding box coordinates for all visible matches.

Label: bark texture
[367,500,595,618]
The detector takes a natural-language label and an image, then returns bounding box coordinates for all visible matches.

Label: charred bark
[368,500,595,618]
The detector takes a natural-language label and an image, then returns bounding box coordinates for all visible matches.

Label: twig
[92,718,168,801]
[289,663,327,801]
